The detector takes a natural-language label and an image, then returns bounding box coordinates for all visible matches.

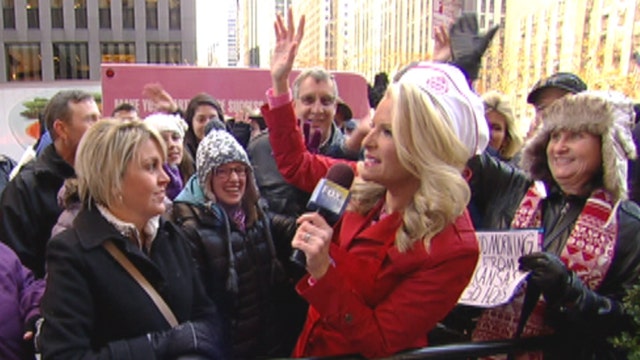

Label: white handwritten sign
[458,229,542,308]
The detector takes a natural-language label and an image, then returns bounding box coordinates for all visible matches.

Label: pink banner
[101,64,370,119]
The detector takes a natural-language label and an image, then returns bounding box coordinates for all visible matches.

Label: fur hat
[196,129,252,199]
[520,91,637,203]
[396,62,489,158]
[144,113,188,139]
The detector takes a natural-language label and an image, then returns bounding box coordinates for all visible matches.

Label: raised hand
[432,23,452,62]
[142,83,178,114]
[271,8,305,95]
[448,13,499,81]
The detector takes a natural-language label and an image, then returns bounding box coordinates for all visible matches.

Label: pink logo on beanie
[396,62,489,157]
[424,75,449,94]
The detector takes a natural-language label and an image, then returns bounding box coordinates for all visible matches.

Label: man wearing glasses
[291,67,358,160]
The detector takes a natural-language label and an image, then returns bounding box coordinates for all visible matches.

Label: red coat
[293,202,478,358]
[262,102,479,358]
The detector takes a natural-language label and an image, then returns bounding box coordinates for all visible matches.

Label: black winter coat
[467,153,640,359]
[0,154,16,196]
[247,131,309,217]
[39,205,221,359]
[172,200,305,358]
[0,144,74,278]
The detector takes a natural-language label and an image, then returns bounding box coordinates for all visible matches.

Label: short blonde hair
[482,91,523,159]
[352,82,471,252]
[75,119,166,208]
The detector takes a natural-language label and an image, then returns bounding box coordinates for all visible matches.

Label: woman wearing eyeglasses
[171,129,302,358]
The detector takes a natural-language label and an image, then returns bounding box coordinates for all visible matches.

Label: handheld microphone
[291,163,355,268]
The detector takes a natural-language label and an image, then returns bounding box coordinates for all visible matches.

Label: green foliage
[611,283,640,359]
[19,97,49,119]
[92,92,102,103]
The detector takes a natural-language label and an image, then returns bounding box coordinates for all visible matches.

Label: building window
[99,0,110,28]
[26,0,39,29]
[122,0,134,29]
[169,0,180,29]
[75,0,87,28]
[101,42,135,63]
[148,43,181,64]
[146,0,157,29]
[53,42,89,79]
[6,43,42,81]
[3,0,15,29]
[51,0,63,28]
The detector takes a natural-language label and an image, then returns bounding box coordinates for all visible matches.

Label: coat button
[344,313,353,323]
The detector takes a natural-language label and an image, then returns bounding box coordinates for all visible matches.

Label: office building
[1,0,196,82]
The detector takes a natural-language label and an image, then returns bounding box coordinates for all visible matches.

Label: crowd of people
[0,7,639,360]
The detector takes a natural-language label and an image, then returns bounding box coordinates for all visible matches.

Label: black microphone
[291,163,355,268]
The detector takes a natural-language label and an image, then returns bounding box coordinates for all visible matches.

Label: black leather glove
[147,320,222,359]
[448,13,499,81]
[519,252,580,306]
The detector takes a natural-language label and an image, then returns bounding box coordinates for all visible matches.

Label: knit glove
[147,320,222,359]
[449,13,499,81]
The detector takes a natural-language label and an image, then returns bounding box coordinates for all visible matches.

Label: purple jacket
[0,242,45,360]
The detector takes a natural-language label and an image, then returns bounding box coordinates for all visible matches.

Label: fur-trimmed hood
[521,91,637,203]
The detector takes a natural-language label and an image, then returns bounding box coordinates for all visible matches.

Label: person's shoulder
[619,200,640,224]
[426,213,480,261]
[47,226,83,254]
[172,201,224,228]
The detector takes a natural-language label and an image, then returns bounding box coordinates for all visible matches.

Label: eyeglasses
[214,165,248,180]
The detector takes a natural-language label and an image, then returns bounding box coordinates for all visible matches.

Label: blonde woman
[260,10,489,358]
[39,120,223,359]
[482,90,523,164]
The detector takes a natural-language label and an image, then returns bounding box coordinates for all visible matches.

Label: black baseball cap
[526,72,587,105]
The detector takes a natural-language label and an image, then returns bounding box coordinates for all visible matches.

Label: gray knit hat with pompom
[196,129,251,198]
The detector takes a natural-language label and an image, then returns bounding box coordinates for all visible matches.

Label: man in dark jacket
[0,154,16,195]
[0,90,100,278]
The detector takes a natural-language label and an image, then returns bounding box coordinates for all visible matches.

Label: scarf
[472,182,617,359]
[221,203,246,232]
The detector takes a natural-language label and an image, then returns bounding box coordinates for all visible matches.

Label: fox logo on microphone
[307,179,350,224]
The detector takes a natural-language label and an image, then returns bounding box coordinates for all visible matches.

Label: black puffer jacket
[172,193,305,358]
[467,153,640,359]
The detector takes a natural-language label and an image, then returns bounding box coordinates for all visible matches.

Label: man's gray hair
[292,67,339,99]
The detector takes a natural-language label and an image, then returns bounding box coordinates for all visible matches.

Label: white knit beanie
[396,62,490,158]
[144,113,188,139]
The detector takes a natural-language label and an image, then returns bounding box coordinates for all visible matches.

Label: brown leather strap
[103,240,178,327]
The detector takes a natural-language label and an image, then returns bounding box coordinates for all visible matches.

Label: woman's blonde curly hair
[482,91,523,160]
[350,83,471,252]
